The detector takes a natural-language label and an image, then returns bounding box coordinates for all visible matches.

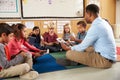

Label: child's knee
[22,63,30,73]
[26,53,32,58]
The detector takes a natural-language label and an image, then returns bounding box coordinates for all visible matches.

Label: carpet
[33,52,86,73]
[50,51,86,69]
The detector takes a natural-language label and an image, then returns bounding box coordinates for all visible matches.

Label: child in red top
[42,22,62,52]
[7,23,46,58]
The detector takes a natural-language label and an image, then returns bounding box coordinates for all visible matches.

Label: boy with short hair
[70,21,87,44]
[0,23,38,79]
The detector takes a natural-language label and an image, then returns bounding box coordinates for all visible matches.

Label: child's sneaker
[20,71,39,80]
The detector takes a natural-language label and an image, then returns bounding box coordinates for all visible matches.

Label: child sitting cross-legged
[0,23,38,79]
[70,21,87,45]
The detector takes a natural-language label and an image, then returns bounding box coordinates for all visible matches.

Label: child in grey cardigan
[0,23,38,79]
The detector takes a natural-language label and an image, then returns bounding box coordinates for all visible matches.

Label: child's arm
[0,44,25,69]
[60,43,71,51]
[23,40,40,52]
[70,35,82,43]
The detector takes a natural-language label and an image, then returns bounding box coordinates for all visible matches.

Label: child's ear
[1,33,7,37]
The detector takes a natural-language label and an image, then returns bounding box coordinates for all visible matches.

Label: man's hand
[60,43,71,51]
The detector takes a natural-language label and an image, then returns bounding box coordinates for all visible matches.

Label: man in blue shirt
[61,4,116,68]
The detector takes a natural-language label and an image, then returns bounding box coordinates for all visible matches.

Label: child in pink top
[7,23,46,58]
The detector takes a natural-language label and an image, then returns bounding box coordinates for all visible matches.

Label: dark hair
[0,23,13,37]
[31,26,41,43]
[12,23,26,38]
[17,23,26,30]
[86,4,99,14]
[33,26,40,31]
[77,21,86,28]
[32,26,41,34]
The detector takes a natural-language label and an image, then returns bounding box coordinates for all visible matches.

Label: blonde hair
[63,23,71,34]
[47,21,55,29]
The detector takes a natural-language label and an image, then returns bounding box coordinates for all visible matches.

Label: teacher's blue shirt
[71,17,116,61]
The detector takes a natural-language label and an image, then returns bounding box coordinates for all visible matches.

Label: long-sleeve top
[31,34,41,44]
[0,43,24,71]
[71,17,116,61]
[7,37,40,56]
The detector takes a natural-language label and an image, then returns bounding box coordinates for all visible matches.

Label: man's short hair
[86,4,99,14]
[77,21,86,28]
[0,23,13,36]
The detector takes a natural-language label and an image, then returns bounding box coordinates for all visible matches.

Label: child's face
[8,33,14,42]
[64,26,70,33]
[21,27,27,38]
[33,29,40,35]
[48,28,54,34]
[77,25,85,33]
[1,33,14,43]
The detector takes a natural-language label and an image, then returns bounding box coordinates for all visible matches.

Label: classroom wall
[0,0,116,38]
[100,0,116,24]
[115,0,120,38]
[116,0,120,24]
